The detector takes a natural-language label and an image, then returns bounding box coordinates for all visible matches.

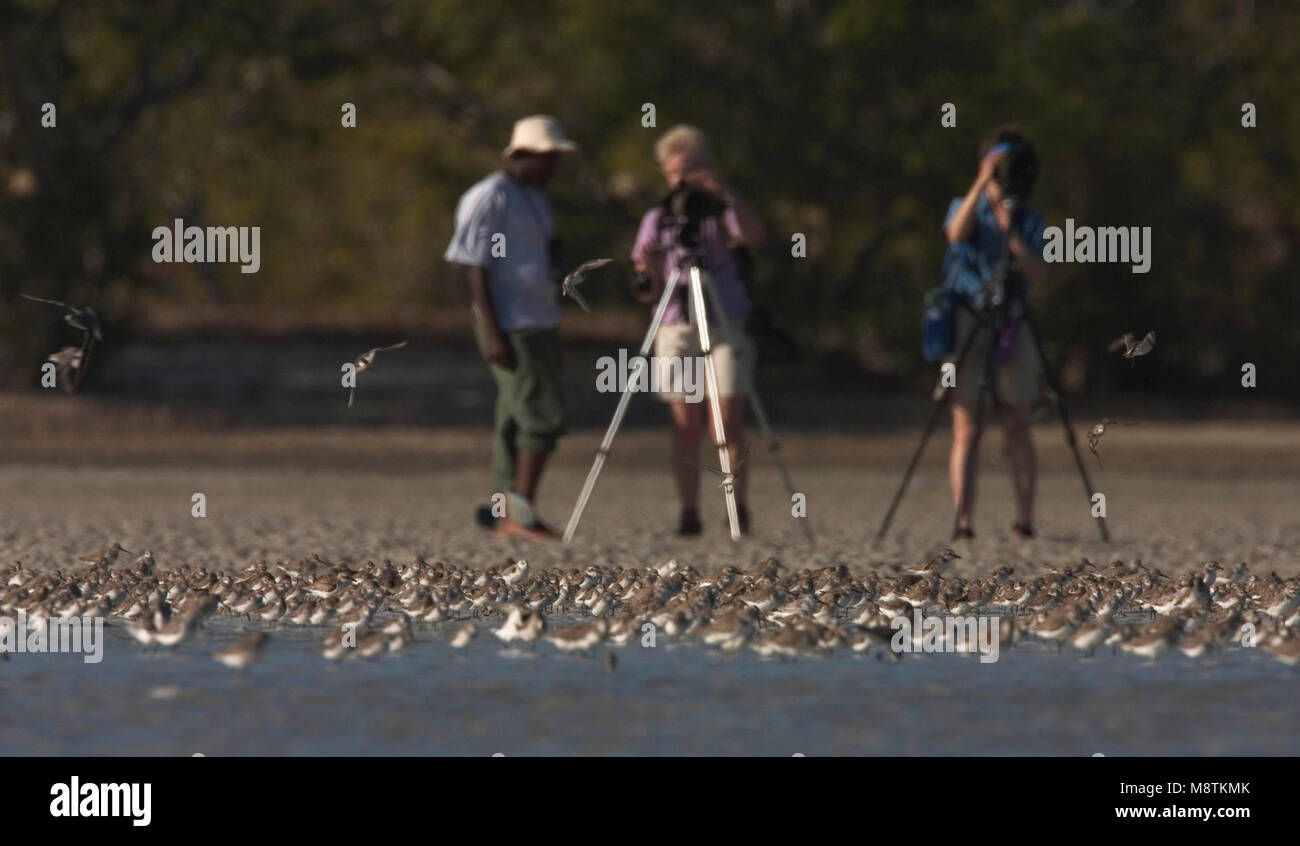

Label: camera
[660,183,728,250]
[993,140,1039,202]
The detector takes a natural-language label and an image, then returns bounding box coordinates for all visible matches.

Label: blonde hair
[654,124,715,170]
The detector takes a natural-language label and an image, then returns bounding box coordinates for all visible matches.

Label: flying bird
[348,341,408,407]
[1087,417,1138,468]
[684,443,752,492]
[561,259,611,312]
[20,294,102,342]
[46,347,87,393]
[1108,331,1155,362]
[22,294,102,392]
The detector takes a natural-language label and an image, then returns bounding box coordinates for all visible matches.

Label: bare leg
[669,401,704,510]
[513,448,551,502]
[950,401,978,531]
[1002,404,1037,530]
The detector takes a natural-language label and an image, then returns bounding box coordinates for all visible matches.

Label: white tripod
[563,258,812,544]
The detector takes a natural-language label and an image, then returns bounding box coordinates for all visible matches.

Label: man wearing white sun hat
[446,115,578,540]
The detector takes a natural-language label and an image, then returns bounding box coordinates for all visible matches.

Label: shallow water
[4,459,1298,756]
[2,615,1295,756]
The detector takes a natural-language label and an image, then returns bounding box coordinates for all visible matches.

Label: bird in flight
[1087,417,1138,468]
[46,347,87,394]
[21,294,103,392]
[20,294,102,342]
[561,259,611,313]
[349,341,408,407]
[1108,330,1155,362]
[685,443,752,492]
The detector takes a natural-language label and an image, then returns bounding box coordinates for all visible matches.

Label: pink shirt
[631,206,751,326]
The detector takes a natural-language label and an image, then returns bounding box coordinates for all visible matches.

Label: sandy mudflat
[2,421,1298,756]
[1,420,1297,577]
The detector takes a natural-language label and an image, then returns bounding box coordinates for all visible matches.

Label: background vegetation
[2,0,1296,398]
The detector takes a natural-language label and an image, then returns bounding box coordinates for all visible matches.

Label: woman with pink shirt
[631,125,766,536]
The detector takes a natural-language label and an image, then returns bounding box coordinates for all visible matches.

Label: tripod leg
[953,324,998,540]
[697,273,812,543]
[563,267,680,543]
[688,266,741,541]
[746,391,814,543]
[1021,310,1111,543]
[877,316,982,541]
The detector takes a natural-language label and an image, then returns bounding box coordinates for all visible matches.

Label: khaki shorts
[652,321,754,403]
[949,306,1040,408]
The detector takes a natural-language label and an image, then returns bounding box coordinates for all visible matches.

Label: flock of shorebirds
[2,544,1299,669]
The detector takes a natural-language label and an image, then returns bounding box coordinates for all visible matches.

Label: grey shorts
[949,306,1040,408]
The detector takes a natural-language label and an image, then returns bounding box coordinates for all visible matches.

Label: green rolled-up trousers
[475,325,568,494]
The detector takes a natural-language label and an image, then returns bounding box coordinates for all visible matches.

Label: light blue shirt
[445,171,559,332]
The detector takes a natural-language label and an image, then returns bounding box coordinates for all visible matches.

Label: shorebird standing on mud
[214,632,269,669]
[903,548,961,577]
[493,604,545,644]
[78,543,130,568]
[546,619,609,653]
[449,623,477,649]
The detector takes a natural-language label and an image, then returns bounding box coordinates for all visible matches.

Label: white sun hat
[502,115,578,157]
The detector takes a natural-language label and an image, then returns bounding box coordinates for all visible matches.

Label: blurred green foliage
[1,0,1296,394]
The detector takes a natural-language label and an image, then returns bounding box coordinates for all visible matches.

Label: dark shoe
[475,505,497,530]
[1012,522,1035,539]
[952,527,975,541]
[678,508,702,536]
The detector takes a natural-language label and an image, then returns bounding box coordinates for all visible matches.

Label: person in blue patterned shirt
[941,125,1048,540]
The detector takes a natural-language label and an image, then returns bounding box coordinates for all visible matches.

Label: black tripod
[877,200,1109,543]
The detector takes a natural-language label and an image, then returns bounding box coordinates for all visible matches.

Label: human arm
[463,265,513,368]
[945,150,1004,245]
